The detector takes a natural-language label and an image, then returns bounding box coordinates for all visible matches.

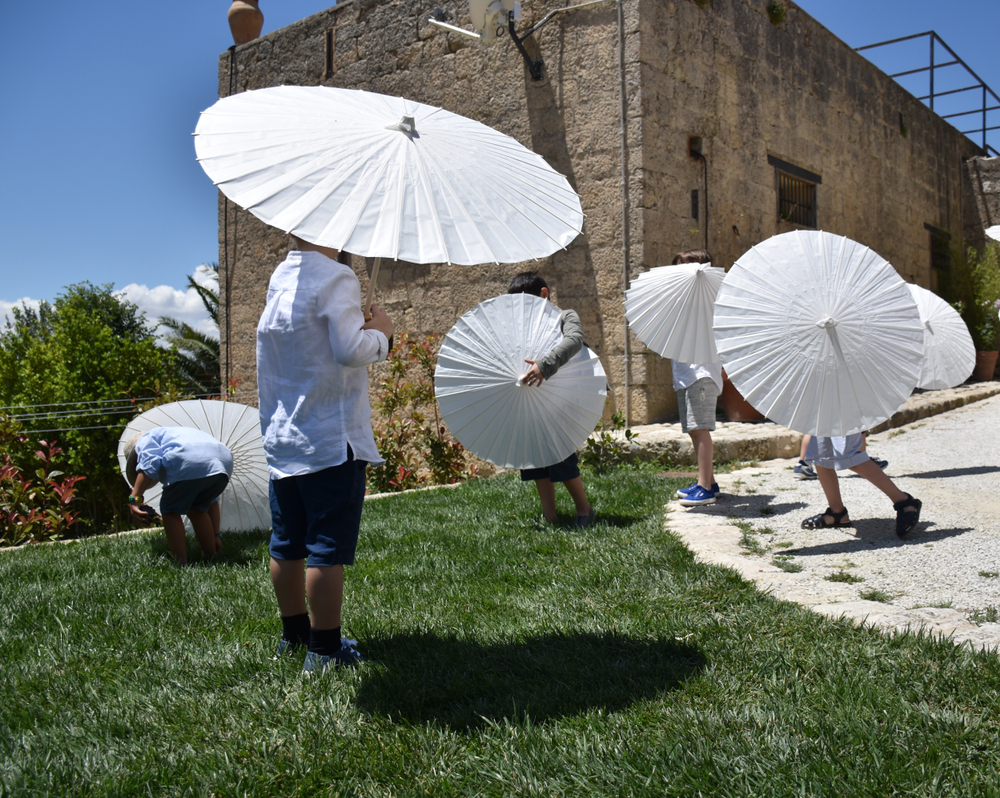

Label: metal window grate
[778,172,817,228]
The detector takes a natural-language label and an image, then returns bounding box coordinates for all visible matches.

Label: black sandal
[801,507,852,530]
[893,494,922,538]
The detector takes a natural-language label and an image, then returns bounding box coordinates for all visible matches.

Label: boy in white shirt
[670,250,723,507]
[257,235,394,673]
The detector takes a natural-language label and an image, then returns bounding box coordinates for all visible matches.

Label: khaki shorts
[677,377,719,433]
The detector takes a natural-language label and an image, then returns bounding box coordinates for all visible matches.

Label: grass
[4,467,1000,796]
[859,588,893,603]
[971,607,1000,625]
[771,556,803,573]
[825,569,865,584]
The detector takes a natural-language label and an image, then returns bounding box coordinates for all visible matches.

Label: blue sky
[1,0,997,333]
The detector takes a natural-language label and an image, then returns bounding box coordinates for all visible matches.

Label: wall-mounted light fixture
[428,0,616,81]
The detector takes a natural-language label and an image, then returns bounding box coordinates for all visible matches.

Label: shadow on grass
[147,528,271,567]
[355,630,705,731]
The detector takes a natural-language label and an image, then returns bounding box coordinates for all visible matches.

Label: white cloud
[0,297,42,327]
[2,268,219,341]
[116,266,219,340]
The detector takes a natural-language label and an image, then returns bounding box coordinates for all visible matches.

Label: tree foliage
[0,282,180,534]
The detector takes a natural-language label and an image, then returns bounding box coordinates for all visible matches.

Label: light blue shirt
[135,427,234,486]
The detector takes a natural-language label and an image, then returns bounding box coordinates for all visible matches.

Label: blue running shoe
[870,455,888,470]
[303,638,367,674]
[793,460,817,480]
[676,481,719,499]
[679,485,718,506]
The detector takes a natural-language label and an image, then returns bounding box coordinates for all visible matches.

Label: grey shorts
[805,434,869,471]
[159,473,229,515]
[677,377,719,433]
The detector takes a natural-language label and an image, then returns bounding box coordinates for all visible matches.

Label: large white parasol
[117,400,270,532]
[713,230,925,437]
[986,225,1000,242]
[434,293,607,469]
[624,263,726,363]
[907,283,976,390]
[193,86,584,312]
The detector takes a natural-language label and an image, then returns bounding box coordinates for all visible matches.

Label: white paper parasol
[624,263,726,363]
[193,85,583,268]
[434,293,607,469]
[713,230,925,436]
[907,283,976,390]
[986,225,1000,242]
[117,400,270,532]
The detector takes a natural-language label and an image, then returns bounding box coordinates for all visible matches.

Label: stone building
[214,0,988,423]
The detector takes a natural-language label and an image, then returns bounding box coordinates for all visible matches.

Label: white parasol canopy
[907,283,976,390]
[986,225,1000,242]
[434,293,607,469]
[624,263,726,363]
[117,400,270,532]
[713,230,925,437]
[193,85,584,267]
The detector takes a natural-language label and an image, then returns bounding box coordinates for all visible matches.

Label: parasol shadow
[354,630,704,731]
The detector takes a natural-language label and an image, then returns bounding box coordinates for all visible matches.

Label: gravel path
[667,395,1000,650]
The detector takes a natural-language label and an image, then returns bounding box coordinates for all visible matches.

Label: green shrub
[581,410,638,473]
[369,334,478,493]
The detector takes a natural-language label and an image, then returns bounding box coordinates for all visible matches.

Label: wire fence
[1,393,234,436]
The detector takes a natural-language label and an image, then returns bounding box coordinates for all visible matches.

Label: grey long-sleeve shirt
[536,309,584,379]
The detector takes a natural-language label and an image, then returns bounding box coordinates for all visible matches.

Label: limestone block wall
[215,0,630,415]
[215,0,984,425]
[965,156,1000,246]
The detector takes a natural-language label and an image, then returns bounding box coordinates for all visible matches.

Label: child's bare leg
[799,434,811,461]
[305,564,344,630]
[162,512,188,563]
[209,500,222,553]
[814,464,847,518]
[535,478,558,523]
[563,476,592,517]
[188,509,217,557]
[270,557,308,617]
[690,429,715,487]
[850,460,907,504]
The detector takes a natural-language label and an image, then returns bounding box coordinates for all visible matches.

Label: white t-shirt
[256,250,390,479]
[670,360,723,392]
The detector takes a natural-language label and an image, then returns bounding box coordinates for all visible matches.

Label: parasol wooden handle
[363,257,381,321]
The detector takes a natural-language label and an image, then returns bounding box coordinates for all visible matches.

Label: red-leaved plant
[1,426,85,546]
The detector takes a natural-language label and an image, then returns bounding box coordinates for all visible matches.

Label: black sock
[281,613,311,649]
[309,625,342,656]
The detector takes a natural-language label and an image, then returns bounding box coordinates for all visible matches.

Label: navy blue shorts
[268,457,367,567]
[159,473,229,515]
[520,452,581,483]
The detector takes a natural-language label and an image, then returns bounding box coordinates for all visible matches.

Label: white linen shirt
[256,250,389,479]
[670,360,723,392]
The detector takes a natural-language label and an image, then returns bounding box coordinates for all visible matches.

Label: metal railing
[856,31,999,157]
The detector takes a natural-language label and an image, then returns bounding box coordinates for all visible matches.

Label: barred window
[768,155,821,229]
[925,223,951,271]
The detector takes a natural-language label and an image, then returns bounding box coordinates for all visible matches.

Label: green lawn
[2,468,999,797]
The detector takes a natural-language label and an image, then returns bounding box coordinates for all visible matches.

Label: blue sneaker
[793,460,817,480]
[303,638,367,674]
[679,485,718,506]
[273,638,300,659]
[676,481,719,499]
